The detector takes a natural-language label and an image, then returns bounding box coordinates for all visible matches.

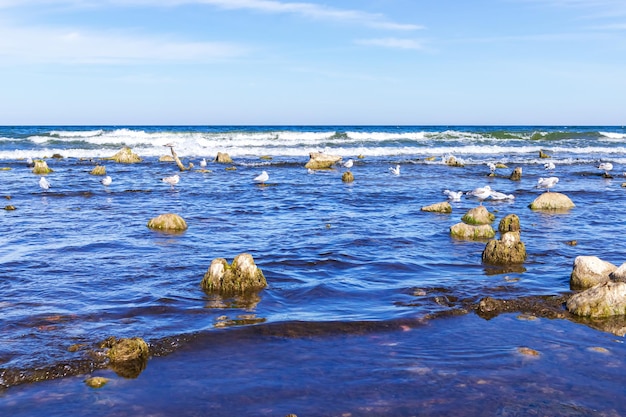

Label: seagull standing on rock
[162,174,180,189]
[598,162,613,177]
[254,170,269,185]
[467,185,491,204]
[537,177,559,192]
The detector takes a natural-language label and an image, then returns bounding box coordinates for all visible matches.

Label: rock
[90,165,106,176]
[201,253,267,294]
[147,213,188,232]
[529,192,575,211]
[85,376,109,388]
[51,153,63,159]
[4,205,16,211]
[421,201,452,213]
[304,152,341,170]
[342,171,354,183]
[570,255,616,290]
[509,167,522,181]
[106,337,149,379]
[482,231,527,265]
[567,281,626,318]
[609,263,626,282]
[32,160,53,174]
[461,206,495,225]
[159,155,175,162]
[498,214,520,233]
[539,150,551,158]
[109,147,142,163]
[450,223,495,239]
[215,152,233,163]
[444,155,464,167]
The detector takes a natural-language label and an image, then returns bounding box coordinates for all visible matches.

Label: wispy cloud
[0,24,247,64]
[354,37,425,50]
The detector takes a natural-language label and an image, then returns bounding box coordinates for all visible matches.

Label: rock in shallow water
[201,253,267,294]
[570,255,616,290]
[529,192,575,210]
[567,281,626,318]
[147,213,188,232]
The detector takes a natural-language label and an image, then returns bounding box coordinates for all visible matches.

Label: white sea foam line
[50,129,104,138]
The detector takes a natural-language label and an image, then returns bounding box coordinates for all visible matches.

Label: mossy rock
[539,150,551,158]
[462,206,495,225]
[260,155,273,160]
[482,232,527,265]
[159,155,175,162]
[529,192,575,211]
[4,205,16,211]
[215,152,233,163]
[509,167,522,181]
[85,376,109,389]
[0,167,11,171]
[147,213,188,232]
[450,223,495,240]
[90,165,106,176]
[109,147,142,163]
[567,281,626,318]
[201,253,267,294]
[421,201,452,213]
[305,152,342,170]
[499,214,520,233]
[445,156,464,167]
[32,160,53,174]
[106,337,149,379]
[342,171,354,183]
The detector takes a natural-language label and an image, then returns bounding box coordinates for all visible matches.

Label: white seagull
[443,189,463,202]
[200,158,207,168]
[254,170,269,185]
[467,185,492,204]
[39,176,50,191]
[343,159,354,169]
[389,165,400,176]
[598,162,613,176]
[489,190,515,201]
[537,177,559,192]
[101,176,112,186]
[162,174,180,189]
[487,162,497,175]
[544,162,555,170]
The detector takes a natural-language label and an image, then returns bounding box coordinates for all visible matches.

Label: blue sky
[0,0,625,125]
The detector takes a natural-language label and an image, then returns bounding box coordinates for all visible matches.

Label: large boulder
[201,253,267,294]
[109,147,142,163]
[567,281,626,318]
[529,192,575,210]
[304,152,342,170]
[450,223,495,239]
[482,231,527,265]
[570,255,617,290]
[421,202,452,213]
[215,152,233,163]
[462,206,495,225]
[32,160,53,174]
[147,213,188,232]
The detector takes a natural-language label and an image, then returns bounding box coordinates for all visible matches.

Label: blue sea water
[1,125,626,416]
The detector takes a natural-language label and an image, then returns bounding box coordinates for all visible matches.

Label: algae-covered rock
[341,171,354,183]
[482,231,527,265]
[215,152,233,164]
[32,160,53,174]
[147,213,188,232]
[201,253,267,294]
[4,205,16,211]
[529,192,575,211]
[570,255,616,290]
[498,214,520,233]
[450,223,495,240]
[421,201,452,213]
[159,155,175,162]
[539,150,551,159]
[90,165,106,176]
[106,337,149,379]
[462,206,495,225]
[304,152,342,170]
[567,281,626,318]
[445,155,464,167]
[509,167,522,181]
[85,376,109,389]
[109,147,142,163]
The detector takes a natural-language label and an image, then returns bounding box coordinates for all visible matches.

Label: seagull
[443,189,463,202]
[487,162,497,175]
[26,157,34,167]
[389,165,400,176]
[254,170,269,185]
[343,159,353,169]
[598,162,613,177]
[39,176,50,191]
[489,190,515,200]
[162,174,180,189]
[200,158,207,168]
[101,176,112,186]
[467,185,492,204]
[537,177,559,192]
[544,162,555,170]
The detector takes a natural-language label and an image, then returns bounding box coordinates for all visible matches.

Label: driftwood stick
[168,146,193,171]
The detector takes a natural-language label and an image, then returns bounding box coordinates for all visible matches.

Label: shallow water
[1,126,626,414]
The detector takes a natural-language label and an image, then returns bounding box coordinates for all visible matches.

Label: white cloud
[355,37,425,50]
[0,24,247,64]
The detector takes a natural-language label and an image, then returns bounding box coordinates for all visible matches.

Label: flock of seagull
[35,157,618,197]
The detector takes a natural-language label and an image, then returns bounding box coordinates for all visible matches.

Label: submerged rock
[147,213,188,232]
[421,201,452,213]
[109,147,142,163]
[85,376,109,388]
[215,152,233,164]
[201,253,267,294]
[342,171,354,183]
[567,281,626,318]
[304,152,341,170]
[529,192,575,211]
[482,231,527,265]
[461,206,495,225]
[32,160,53,174]
[90,165,106,176]
[509,167,522,181]
[106,337,149,379]
[570,255,616,290]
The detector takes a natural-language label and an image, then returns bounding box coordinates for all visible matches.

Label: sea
[1,125,626,416]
